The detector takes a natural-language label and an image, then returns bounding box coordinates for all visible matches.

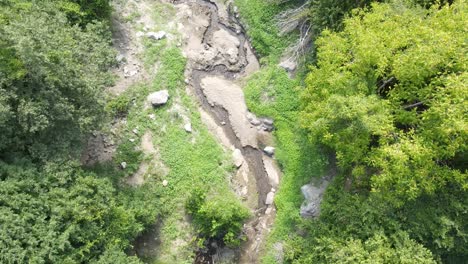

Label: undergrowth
[235,0,293,60]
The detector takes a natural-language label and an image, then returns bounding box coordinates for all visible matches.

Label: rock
[184,78,190,84]
[116,54,125,63]
[232,148,244,168]
[194,48,218,68]
[146,31,166,40]
[240,186,248,196]
[147,90,170,107]
[226,48,239,64]
[265,191,275,205]
[162,180,168,187]
[120,162,127,169]
[129,138,135,143]
[218,248,236,263]
[184,123,192,133]
[132,128,138,135]
[247,112,261,126]
[265,207,273,215]
[264,146,275,156]
[136,31,145,38]
[300,183,327,218]
[279,60,297,72]
[221,121,226,125]
[261,124,274,132]
[261,117,274,126]
[264,156,280,187]
[128,70,138,77]
[148,114,156,120]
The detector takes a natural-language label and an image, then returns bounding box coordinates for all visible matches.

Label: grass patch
[243,65,327,263]
[234,0,293,60]
[235,2,328,263]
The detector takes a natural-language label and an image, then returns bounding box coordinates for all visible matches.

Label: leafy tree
[93,246,143,264]
[0,1,115,160]
[292,1,468,262]
[68,0,112,23]
[0,160,156,263]
[308,0,379,32]
[301,0,467,204]
[316,231,435,263]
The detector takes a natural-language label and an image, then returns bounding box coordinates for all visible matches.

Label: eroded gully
[171,0,281,263]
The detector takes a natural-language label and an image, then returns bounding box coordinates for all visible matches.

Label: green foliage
[308,0,379,33]
[187,189,250,247]
[301,0,467,203]
[106,94,133,116]
[290,1,468,262]
[234,0,290,58]
[115,140,144,177]
[288,231,435,263]
[94,246,143,264]
[68,0,112,23]
[0,160,156,263]
[0,1,115,160]
[242,63,328,264]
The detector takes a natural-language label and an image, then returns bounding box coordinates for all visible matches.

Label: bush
[106,94,133,116]
[187,189,250,247]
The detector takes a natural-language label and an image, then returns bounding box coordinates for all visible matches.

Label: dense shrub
[187,189,250,247]
[0,161,156,263]
[0,1,115,160]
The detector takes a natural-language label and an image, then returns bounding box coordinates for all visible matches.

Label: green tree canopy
[0,161,154,263]
[301,0,467,204]
[0,1,115,160]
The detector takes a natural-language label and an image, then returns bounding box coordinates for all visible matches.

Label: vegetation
[1,0,466,262]
[0,0,115,160]
[302,0,467,203]
[187,189,250,247]
[238,0,466,263]
[0,0,153,262]
[0,161,153,263]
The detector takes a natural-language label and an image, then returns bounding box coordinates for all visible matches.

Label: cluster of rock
[136,30,167,41]
[246,112,274,132]
[300,177,332,218]
[191,29,246,72]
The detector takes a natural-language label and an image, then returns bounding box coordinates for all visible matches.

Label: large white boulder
[264,146,275,156]
[147,90,169,107]
[146,31,166,40]
[265,191,275,205]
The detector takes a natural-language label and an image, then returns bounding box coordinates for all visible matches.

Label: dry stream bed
[85,0,286,263]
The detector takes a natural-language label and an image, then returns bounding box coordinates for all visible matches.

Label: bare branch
[275,1,311,36]
[403,101,424,109]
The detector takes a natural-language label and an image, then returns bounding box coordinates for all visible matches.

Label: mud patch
[200,76,258,148]
[81,132,115,166]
